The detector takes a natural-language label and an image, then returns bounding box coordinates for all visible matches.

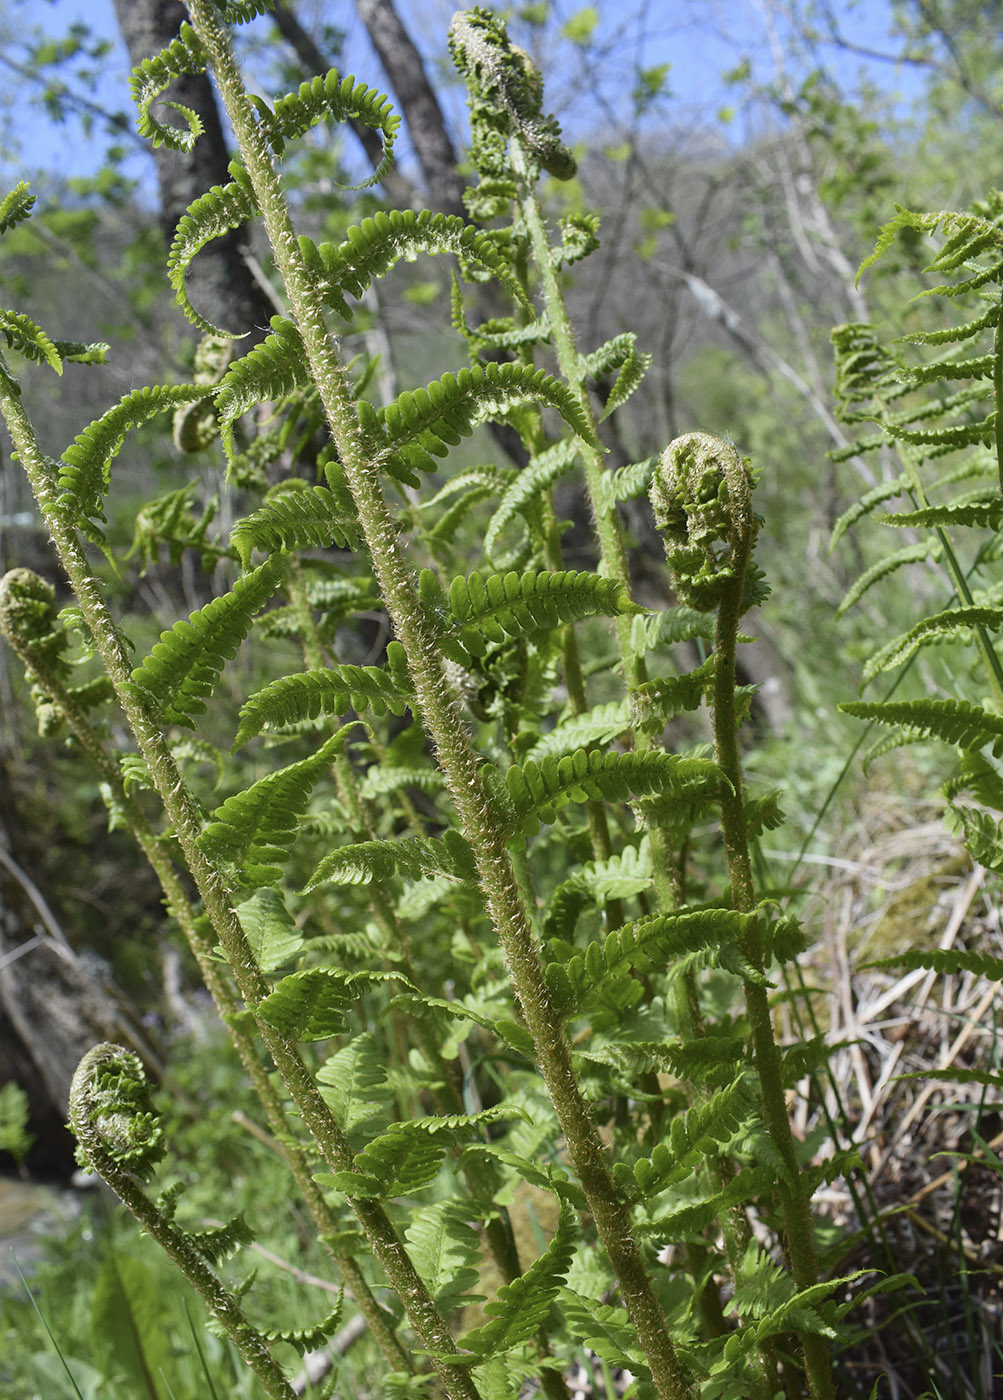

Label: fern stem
[711,559,834,1400]
[179,6,694,1395]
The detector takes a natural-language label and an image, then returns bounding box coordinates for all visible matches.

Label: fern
[861,948,1003,981]
[257,966,387,1041]
[130,558,283,726]
[303,830,478,893]
[253,68,399,188]
[457,1200,577,1358]
[257,1302,345,1355]
[442,569,635,659]
[300,210,528,319]
[483,440,580,565]
[364,361,599,483]
[579,331,652,419]
[215,318,311,459]
[230,480,360,566]
[836,540,944,617]
[234,657,412,748]
[129,22,208,152]
[0,181,35,233]
[233,887,304,973]
[840,697,1003,755]
[492,748,721,836]
[861,605,1003,685]
[525,698,632,763]
[405,1202,485,1316]
[57,385,215,538]
[198,730,346,884]
[322,1107,515,1199]
[167,166,258,333]
[316,1032,393,1141]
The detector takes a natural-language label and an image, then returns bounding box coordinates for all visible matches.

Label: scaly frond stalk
[182,5,692,1395]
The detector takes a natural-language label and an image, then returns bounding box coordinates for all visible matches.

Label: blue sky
[0,0,924,195]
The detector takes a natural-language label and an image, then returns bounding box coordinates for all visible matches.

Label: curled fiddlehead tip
[449,8,576,181]
[0,567,57,645]
[651,432,758,613]
[69,1043,165,1181]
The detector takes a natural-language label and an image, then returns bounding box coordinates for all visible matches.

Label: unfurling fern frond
[198,730,346,884]
[57,385,215,538]
[234,658,412,748]
[130,558,283,726]
[256,1302,345,1356]
[861,605,1003,685]
[579,332,652,420]
[365,361,599,482]
[457,1200,577,1359]
[299,210,528,320]
[483,439,580,565]
[129,22,207,152]
[322,1106,515,1200]
[840,697,1003,756]
[303,830,477,893]
[231,481,360,567]
[215,317,310,460]
[252,69,399,188]
[493,748,721,836]
[167,165,258,334]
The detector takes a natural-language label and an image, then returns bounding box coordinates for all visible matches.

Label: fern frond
[862,948,1003,981]
[129,22,207,152]
[57,385,214,538]
[0,309,62,375]
[901,352,995,386]
[254,69,399,188]
[483,440,580,566]
[258,966,385,1042]
[257,1303,345,1356]
[629,656,716,730]
[829,477,909,549]
[624,1079,753,1200]
[0,182,35,233]
[231,481,360,567]
[579,332,651,419]
[458,1201,577,1358]
[167,165,258,334]
[885,413,995,451]
[630,606,718,652]
[444,569,634,659]
[367,362,599,482]
[495,748,721,836]
[215,317,310,460]
[879,500,1003,530]
[358,766,446,801]
[861,605,1003,685]
[405,1202,485,1316]
[858,204,1003,282]
[300,210,528,320]
[595,456,658,512]
[186,1213,254,1266]
[199,731,345,883]
[550,907,761,1012]
[898,304,999,346]
[836,541,944,617]
[234,887,304,973]
[841,697,1003,756]
[526,699,631,763]
[234,661,411,749]
[557,1291,649,1377]
[130,557,283,727]
[948,804,1003,872]
[324,1106,515,1200]
[303,830,477,892]
[316,1032,393,1140]
[541,842,652,940]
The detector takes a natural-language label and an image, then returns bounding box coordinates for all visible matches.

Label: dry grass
[785,796,1003,1399]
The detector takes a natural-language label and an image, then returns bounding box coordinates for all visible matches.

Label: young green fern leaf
[252,69,399,187]
[130,556,283,726]
[168,166,258,333]
[0,181,35,232]
[840,696,1003,754]
[303,831,478,892]
[129,21,208,151]
[230,480,360,566]
[234,657,413,748]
